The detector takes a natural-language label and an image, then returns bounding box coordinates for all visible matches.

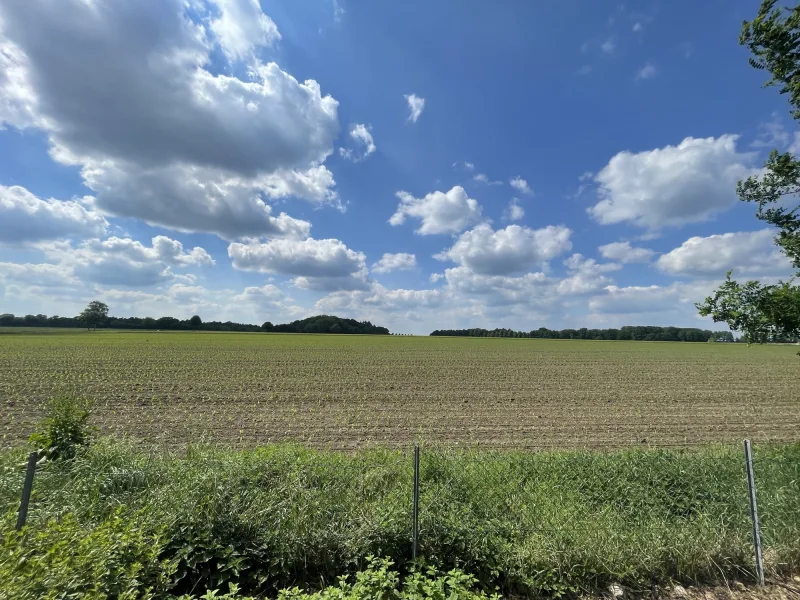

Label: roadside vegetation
[2,395,799,599]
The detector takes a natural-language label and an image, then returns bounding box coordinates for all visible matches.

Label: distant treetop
[264,315,389,335]
[429,326,745,343]
[0,312,390,335]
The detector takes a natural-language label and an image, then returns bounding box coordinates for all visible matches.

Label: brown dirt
[2,332,798,450]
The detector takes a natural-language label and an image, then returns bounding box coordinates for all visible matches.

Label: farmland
[1,329,798,450]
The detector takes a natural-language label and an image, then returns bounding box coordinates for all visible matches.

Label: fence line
[12,440,792,585]
[744,440,765,586]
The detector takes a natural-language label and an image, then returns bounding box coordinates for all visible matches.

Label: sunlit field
[2,329,797,450]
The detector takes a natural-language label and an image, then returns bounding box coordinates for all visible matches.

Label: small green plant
[275,558,500,600]
[172,559,499,600]
[29,393,96,460]
[0,508,174,599]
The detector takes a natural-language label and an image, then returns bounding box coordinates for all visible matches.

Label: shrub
[275,558,499,600]
[29,393,95,460]
[174,559,498,600]
[0,508,174,599]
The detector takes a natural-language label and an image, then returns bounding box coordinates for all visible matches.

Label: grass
[1,330,799,450]
[1,439,798,598]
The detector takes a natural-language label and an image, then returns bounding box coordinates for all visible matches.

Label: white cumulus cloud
[0,0,340,240]
[81,161,316,241]
[228,237,369,291]
[390,186,482,235]
[435,223,573,276]
[656,230,792,277]
[589,135,757,229]
[209,0,281,62]
[509,176,533,195]
[598,241,656,264]
[372,253,416,274]
[35,235,214,287]
[0,185,107,243]
[503,198,525,221]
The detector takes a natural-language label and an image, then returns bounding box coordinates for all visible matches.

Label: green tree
[78,301,109,330]
[697,0,800,344]
[190,315,202,329]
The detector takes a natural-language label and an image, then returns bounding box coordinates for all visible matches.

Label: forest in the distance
[430,326,742,342]
[0,312,390,335]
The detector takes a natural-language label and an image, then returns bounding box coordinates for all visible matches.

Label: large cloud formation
[0,185,107,243]
[656,230,792,277]
[589,135,757,229]
[0,0,340,240]
[435,224,573,275]
[228,238,369,291]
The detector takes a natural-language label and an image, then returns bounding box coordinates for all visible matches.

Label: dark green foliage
[277,558,500,600]
[0,508,174,599]
[1,441,798,598]
[741,0,800,121]
[431,325,733,342]
[698,273,800,344]
[272,315,389,335]
[78,300,109,330]
[698,0,800,340]
[0,313,390,335]
[28,393,95,460]
[169,559,499,600]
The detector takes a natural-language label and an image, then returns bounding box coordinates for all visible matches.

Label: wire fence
[4,440,799,593]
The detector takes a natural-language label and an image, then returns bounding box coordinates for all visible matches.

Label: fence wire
[3,441,797,594]
[414,444,764,590]
[750,446,800,579]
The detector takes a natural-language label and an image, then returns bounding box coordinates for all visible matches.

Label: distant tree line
[0,310,390,335]
[261,315,389,335]
[430,326,744,342]
[0,312,264,332]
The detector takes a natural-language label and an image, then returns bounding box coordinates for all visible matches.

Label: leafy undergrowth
[1,439,798,598]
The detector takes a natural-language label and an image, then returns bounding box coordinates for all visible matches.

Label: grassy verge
[1,440,798,598]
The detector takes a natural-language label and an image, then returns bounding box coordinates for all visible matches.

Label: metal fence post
[16,451,38,531]
[412,444,420,560]
[744,440,765,586]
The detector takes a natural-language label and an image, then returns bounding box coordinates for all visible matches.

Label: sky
[0,0,796,334]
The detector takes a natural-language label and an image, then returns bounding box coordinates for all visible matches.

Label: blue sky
[0,0,795,333]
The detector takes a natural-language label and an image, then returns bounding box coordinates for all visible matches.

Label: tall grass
[1,440,798,598]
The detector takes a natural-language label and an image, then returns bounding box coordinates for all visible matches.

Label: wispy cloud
[405,94,425,123]
[473,173,503,186]
[636,63,657,80]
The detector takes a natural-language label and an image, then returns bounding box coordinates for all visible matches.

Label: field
[1,329,798,450]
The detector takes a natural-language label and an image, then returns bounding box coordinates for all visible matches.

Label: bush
[173,559,498,600]
[275,558,499,600]
[1,441,798,598]
[0,508,174,599]
[28,393,95,460]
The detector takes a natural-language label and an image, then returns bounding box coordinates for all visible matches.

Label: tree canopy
[77,301,109,330]
[0,311,390,335]
[265,315,389,335]
[697,0,800,344]
[430,326,736,342]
